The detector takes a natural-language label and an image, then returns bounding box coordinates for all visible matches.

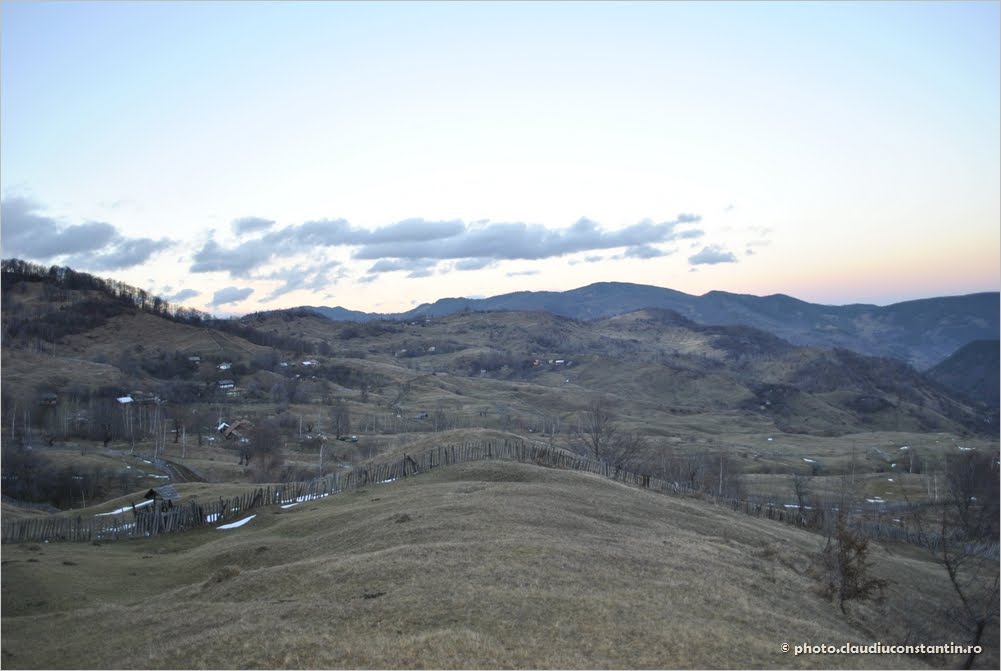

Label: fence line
[2,439,996,559]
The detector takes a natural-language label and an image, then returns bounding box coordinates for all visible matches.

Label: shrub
[821,515,888,613]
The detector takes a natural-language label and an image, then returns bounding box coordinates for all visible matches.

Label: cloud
[259,260,344,301]
[365,218,464,244]
[507,269,540,277]
[211,286,254,306]
[1,196,171,269]
[453,258,494,271]
[166,288,200,302]
[623,245,669,259]
[190,238,274,276]
[232,217,275,236]
[67,237,172,271]
[281,218,355,247]
[191,219,355,276]
[366,258,437,274]
[689,245,737,265]
[2,197,116,257]
[353,214,703,262]
[188,213,705,281]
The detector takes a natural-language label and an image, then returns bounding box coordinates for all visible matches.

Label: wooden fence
[3,439,997,559]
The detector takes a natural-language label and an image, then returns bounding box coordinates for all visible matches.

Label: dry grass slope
[4,460,984,669]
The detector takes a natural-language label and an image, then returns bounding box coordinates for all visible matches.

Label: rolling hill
[927,340,1000,408]
[0,460,984,669]
[1,264,998,670]
[307,282,999,370]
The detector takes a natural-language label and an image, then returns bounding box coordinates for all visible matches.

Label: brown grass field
[2,281,997,669]
[2,459,993,670]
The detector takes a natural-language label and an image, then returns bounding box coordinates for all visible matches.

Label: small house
[144,484,180,503]
[218,379,235,390]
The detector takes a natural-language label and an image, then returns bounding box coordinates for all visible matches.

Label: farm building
[144,485,180,503]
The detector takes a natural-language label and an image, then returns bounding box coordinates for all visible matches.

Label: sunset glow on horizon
[2,1,998,316]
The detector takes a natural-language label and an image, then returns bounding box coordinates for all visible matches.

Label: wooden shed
[144,485,180,503]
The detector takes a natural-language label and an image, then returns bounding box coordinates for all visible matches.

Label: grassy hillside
[4,459,991,669]
[927,340,1000,408]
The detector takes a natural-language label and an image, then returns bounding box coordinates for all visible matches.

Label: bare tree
[941,451,999,668]
[936,514,999,669]
[792,473,812,523]
[330,397,351,439]
[906,450,999,668]
[247,419,284,481]
[569,398,644,470]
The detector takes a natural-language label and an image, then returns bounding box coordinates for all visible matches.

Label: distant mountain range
[304,282,999,371]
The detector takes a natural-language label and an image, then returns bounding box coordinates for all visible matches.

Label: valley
[1,260,998,668]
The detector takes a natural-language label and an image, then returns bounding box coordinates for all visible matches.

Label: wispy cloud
[232,216,275,236]
[0,196,170,269]
[689,245,737,265]
[366,258,437,275]
[186,213,706,281]
[212,286,254,307]
[259,260,344,301]
[453,258,494,271]
[66,238,172,271]
[622,244,670,259]
[352,216,702,263]
[166,288,200,302]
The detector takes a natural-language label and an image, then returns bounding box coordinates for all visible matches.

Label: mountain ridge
[304,282,999,370]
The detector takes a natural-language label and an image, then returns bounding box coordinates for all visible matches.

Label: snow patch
[217,515,256,530]
[96,500,153,516]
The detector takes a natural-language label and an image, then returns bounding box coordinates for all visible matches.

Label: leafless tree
[569,398,644,470]
[907,450,999,668]
[330,397,351,439]
[247,419,284,481]
[793,473,812,522]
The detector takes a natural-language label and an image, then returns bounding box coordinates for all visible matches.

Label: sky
[1,1,999,317]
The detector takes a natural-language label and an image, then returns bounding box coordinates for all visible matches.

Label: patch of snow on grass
[96,500,153,516]
[217,515,256,530]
